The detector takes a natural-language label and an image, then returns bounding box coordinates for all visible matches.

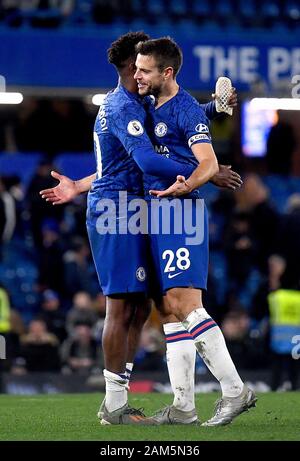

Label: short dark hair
[108,31,150,69]
[135,37,183,77]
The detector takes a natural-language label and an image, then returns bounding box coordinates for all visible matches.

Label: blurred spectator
[266,114,296,175]
[0,286,11,337]
[252,254,287,322]
[225,210,256,287]
[19,319,61,372]
[0,178,16,247]
[14,98,48,152]
[0,0,26,27]
[63,237,98,297]
[222,309,269,370]
[203,268,223,324]
[0,0,299,30]
[37,289,67,343]
[6,309,26,368]
[3,308,26,373]
[61,323,100,374]
[14,98,92,156]
[277,194,300,287]
[92,292,106,342]
[223,175,280,310]
[1,176,25,240]
[222,310,251,369]
[38,218,66,295]
[235,174,279,272]
[66,291,98,335]
[49,100,93,153]
[209,190,236,251]
[210,114,235,165]
[25,159,64,248]
[29,0,74,28]
[224,209,260,310]
[268,288,300,390]
[134,324,165,372]
[0,286,12,376]
[92,0,116,24]
[62,200,89,239]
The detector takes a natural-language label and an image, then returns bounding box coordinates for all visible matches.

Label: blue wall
[1,27,300,91]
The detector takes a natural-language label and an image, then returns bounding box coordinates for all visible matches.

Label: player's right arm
[39,171,96,205]
[184,142,219,190]
[149,143,219,198]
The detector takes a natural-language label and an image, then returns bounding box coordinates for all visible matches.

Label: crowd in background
[0,79,300,390]
[0,104,300,390]
[0,0,299,30]
[0,98,95,156]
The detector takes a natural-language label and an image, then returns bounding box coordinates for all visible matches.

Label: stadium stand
[0,0,300,392]
[0,0,299,30]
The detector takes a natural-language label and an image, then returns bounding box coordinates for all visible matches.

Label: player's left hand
[210,164,243,190]
[212,87,238,108]
[227,87,237,107]
[149,175,192,198]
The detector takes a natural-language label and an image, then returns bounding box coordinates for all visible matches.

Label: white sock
[183,308,244,398]
[164,322,196,411]
[103,369,128,412]
[125,362,134,389]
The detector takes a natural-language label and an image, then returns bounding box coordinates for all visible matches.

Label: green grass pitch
[0,392,299,441]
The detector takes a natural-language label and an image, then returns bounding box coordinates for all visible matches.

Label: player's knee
[105,297,134,326]
[164,288,202,321]
[159,312,178,324]
[131,306,150,328]
[164,298,185,321]
[164,288,185,311]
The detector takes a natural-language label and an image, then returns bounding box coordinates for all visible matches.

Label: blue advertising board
[0,28,299,91]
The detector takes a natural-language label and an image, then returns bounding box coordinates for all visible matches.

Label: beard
[147,83,162,98]
[138,81,162,99]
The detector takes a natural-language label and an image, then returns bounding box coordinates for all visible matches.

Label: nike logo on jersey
[168,272,183,279]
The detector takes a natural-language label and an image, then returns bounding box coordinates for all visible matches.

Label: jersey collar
[154,86,182,111]
[119,84,141,102]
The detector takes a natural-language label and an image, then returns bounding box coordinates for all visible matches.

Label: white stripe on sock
[183,309,244,398]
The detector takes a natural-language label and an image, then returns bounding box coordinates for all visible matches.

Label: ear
[164,67,174,80]
[128,61,136,72]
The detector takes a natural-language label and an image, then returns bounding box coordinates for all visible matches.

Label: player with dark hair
[41,31,200,426]
[40,32,242,425]
[134,37,257,426]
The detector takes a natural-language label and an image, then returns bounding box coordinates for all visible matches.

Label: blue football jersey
[143,87,213,198]
[91,84,151,198]
[87,84,151,296]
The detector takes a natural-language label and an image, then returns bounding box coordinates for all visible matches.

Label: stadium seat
[129,18,153,30]
[215,0,234,17]
[239,0,257,27]
[0,153,43,190]
[67,0,93,25]
[53,153,95,180]
[192,0,211,18]
[263,175,293,211]
[0,240,40,322]
[239,0,256,18]
[284,1,300,27]
[169,0,187,18]
[210,250,228,306]
[130,0,147,17]
[147,0,165,16]
[260,0,280,27]
[290,177,300,195]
